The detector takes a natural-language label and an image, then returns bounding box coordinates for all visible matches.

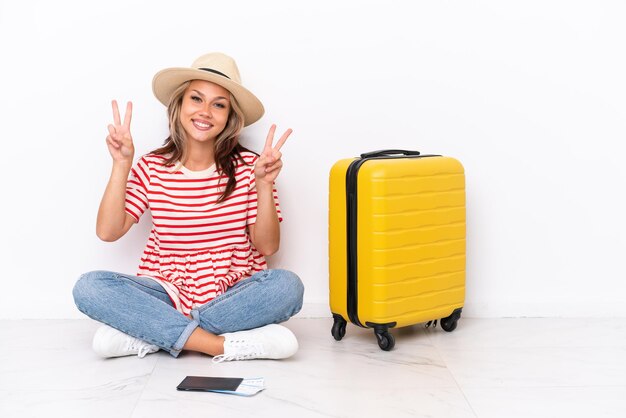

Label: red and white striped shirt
[124,151,282,316]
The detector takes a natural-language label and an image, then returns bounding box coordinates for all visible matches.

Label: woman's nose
[199,104,212,118]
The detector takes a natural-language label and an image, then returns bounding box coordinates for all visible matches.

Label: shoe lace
[126,338,156,358]
[136,345,153,358]
[212,341,264,364]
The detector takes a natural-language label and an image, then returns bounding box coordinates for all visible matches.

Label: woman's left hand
[254,124,292,186]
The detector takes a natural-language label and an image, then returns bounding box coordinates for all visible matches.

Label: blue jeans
[72,269,304,357]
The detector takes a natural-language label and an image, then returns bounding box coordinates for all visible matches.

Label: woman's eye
[214,103,227,109]
[191,95,202,102]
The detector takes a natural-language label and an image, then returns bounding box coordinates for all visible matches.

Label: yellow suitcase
[329,150,466,350]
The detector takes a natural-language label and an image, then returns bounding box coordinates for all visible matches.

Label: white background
[0,0,624,319]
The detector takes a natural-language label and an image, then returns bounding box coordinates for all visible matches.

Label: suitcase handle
[360,149,421,159]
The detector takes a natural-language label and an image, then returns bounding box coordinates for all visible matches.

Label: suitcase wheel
[440,308,463,332]
[331,314,347,341]
[374,330,395,351]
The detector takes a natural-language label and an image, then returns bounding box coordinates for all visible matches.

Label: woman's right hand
[106,100,135,165]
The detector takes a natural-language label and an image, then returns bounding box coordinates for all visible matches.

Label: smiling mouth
[192,119,213,130]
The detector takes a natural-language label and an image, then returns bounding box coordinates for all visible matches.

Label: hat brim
[152,67,264,127]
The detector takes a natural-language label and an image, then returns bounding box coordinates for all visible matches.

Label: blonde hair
[150,80,252,202]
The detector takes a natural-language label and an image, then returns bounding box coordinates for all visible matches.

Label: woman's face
[179,79,231,143]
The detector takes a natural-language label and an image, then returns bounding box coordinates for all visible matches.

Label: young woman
[72,52,304,362]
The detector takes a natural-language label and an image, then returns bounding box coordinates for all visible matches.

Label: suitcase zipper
[345,158,368,327]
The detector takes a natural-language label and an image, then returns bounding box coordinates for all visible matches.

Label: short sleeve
[246,159,283,226]
[124,156,151,222]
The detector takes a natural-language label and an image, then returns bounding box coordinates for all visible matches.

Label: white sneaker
[213,324,298,363]
[92,325,160,358]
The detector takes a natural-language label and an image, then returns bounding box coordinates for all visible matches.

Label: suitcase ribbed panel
[356,157,465,327]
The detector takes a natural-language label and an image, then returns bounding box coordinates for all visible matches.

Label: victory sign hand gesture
[255,124,292,186]
[106,100,135,165]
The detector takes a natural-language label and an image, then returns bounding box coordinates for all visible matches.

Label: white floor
[1,318,626,418]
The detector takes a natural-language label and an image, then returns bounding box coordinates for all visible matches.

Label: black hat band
[199,68,230,79]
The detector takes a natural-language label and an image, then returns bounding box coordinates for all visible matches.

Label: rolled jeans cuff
[170,315,200,357]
